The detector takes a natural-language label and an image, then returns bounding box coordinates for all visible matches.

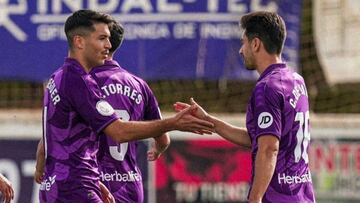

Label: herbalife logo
[40,175,56,191]
[100,170,141,182]
[278,171,312,185]
[0,0,28,41]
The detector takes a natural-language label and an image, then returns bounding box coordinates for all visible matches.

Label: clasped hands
[174,98,214,135]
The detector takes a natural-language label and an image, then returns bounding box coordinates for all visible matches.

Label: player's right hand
[173,98,213,135]
[172,104,214,134]
[34,169,44,184]
[0,173,14,203]
[174,98,209,120]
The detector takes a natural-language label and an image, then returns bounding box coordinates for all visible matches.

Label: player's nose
[239,47,243,56]
[105,38,112,50]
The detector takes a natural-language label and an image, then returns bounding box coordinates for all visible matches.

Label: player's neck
[256,54,283,75]
[68,51,93,73]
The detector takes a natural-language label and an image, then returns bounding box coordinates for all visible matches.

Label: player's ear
[73,35,85,49]
[250,37,261,53]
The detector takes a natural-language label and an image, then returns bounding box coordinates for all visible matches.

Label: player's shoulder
[117,66,151,88]
[256,71,286,97]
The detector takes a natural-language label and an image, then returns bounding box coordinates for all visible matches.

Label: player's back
[41,58,119,202]
[91,60,161,203]
[246,63,315,203]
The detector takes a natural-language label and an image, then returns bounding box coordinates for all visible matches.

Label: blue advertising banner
[0,0,301,81]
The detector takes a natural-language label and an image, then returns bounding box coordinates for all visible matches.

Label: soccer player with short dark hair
[36,9,214,202]
[91,20,170,203]
[175,11,316,203]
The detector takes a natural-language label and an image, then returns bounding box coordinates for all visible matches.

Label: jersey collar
[258,63,287,81]
[64,57,87,74]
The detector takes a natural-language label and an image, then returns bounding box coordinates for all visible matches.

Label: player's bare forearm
[249,135,279,203]
[207,115,251,148]
[35,138,45,184]
[104,106,214,143]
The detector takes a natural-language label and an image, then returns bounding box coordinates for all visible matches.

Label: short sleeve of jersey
[65,73,119,133]
[143,83,162,121]
[253,81,283,140]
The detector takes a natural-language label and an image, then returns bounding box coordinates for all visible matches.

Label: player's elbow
[103,119,133,143]
[257,135,279,156]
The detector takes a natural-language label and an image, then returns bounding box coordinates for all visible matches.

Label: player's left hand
[147,141,164,161]
[99,181,115,203]
[174,98,213,135]
[0,173,14,203]
[147,147,161,161]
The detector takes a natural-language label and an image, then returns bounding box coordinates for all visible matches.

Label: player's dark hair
[64,9,113,48]
[240,11,286,55]
[109,21,125,53]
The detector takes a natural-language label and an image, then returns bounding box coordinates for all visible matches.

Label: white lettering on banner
[89,0,118,13]
[121,0,153,13]
[207,0,219,12]
[250,0,277,12]
[52,0,82,14]
[34,0,278,14]
[158,0,181,12]
[228,0,246,13]
[37,24,67,41]
[174,182,249,202]
[200,23,241,39]
[100,170,142,182]
[173,23,196,39]
[0,0,28,41]
[123,22,241,40]
[277,171,312,185]
[2,0,280,41]
[125,23,171,40]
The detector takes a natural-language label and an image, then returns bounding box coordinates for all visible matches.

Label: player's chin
[95,58,106,66]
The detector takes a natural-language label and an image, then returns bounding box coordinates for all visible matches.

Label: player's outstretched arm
[104,105,215,143]
[34,138,45,184]
[174,98,251,148]
[0,173,14,203]
[147,133,170,161]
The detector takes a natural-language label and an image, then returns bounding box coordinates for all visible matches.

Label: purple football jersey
[40,58,119,203]
[246,63,315,203]
[90,60,161,203]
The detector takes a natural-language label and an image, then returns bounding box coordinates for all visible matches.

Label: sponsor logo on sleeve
[40,175,56,191]
[96,100,114,116]
[257,112,273,129]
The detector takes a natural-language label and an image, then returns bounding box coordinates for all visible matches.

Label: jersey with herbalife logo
[246,63,315,203]
[91,60,162,203]
[40,58,119,202]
